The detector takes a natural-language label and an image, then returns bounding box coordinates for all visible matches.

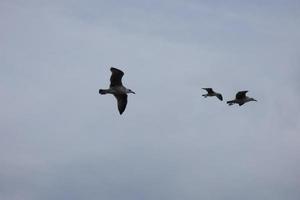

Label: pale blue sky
[0,1,300,200]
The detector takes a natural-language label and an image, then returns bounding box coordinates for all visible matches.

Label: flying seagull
[202,88,223,101]
[99,67,135,114]
[227,91,257,106]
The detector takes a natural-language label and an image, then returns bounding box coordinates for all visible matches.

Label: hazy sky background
[1,0,300,199]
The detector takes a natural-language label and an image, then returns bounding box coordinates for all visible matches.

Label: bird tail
[202,94,208,98]
[227,100,235,106]
[99,89,108,95]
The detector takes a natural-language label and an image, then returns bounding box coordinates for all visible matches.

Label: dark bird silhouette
[202,88,223,101]
[99,67,135,114]
[227,91,257,106]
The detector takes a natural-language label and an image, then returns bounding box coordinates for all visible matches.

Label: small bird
[227,91,257,106]
[202,88,223,101]
[99,67,135,114]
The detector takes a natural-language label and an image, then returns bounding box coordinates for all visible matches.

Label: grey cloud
[0,0,300,200]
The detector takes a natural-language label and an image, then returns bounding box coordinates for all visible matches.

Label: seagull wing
[216,93,223,101]
[114,94,128,115]
[110,67,124,87]
[236,91,248,99]
[202,88,214,94]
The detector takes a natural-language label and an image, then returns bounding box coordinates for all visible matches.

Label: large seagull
[227,91,257,106]
[99,67,135,114]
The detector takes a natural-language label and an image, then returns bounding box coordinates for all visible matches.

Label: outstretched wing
[202,88,214,94]
[110,67,124,87]
[114,94,128,115]
[236,91,248,99]
[216,93,223,101]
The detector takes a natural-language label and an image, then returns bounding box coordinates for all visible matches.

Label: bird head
[127,89,136,94]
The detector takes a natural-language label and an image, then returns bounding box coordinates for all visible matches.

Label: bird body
[227,91,256,106]
[202,88,223,101]
[99,85,130,95]
[99,67,135,114]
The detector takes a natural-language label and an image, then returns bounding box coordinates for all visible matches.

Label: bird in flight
[202,88,223,101]
[99,67,135,114]
[227,91,257,106]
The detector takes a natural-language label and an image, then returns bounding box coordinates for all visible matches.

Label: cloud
[0,1,300,200]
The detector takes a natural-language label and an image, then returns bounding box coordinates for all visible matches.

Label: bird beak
[131,90,136,94]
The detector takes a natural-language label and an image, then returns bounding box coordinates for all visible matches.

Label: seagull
[99,67,135,114]
[202,88,223,101]
[227,91,257,106]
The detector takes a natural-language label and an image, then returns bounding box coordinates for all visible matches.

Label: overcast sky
[1,0,300,200]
